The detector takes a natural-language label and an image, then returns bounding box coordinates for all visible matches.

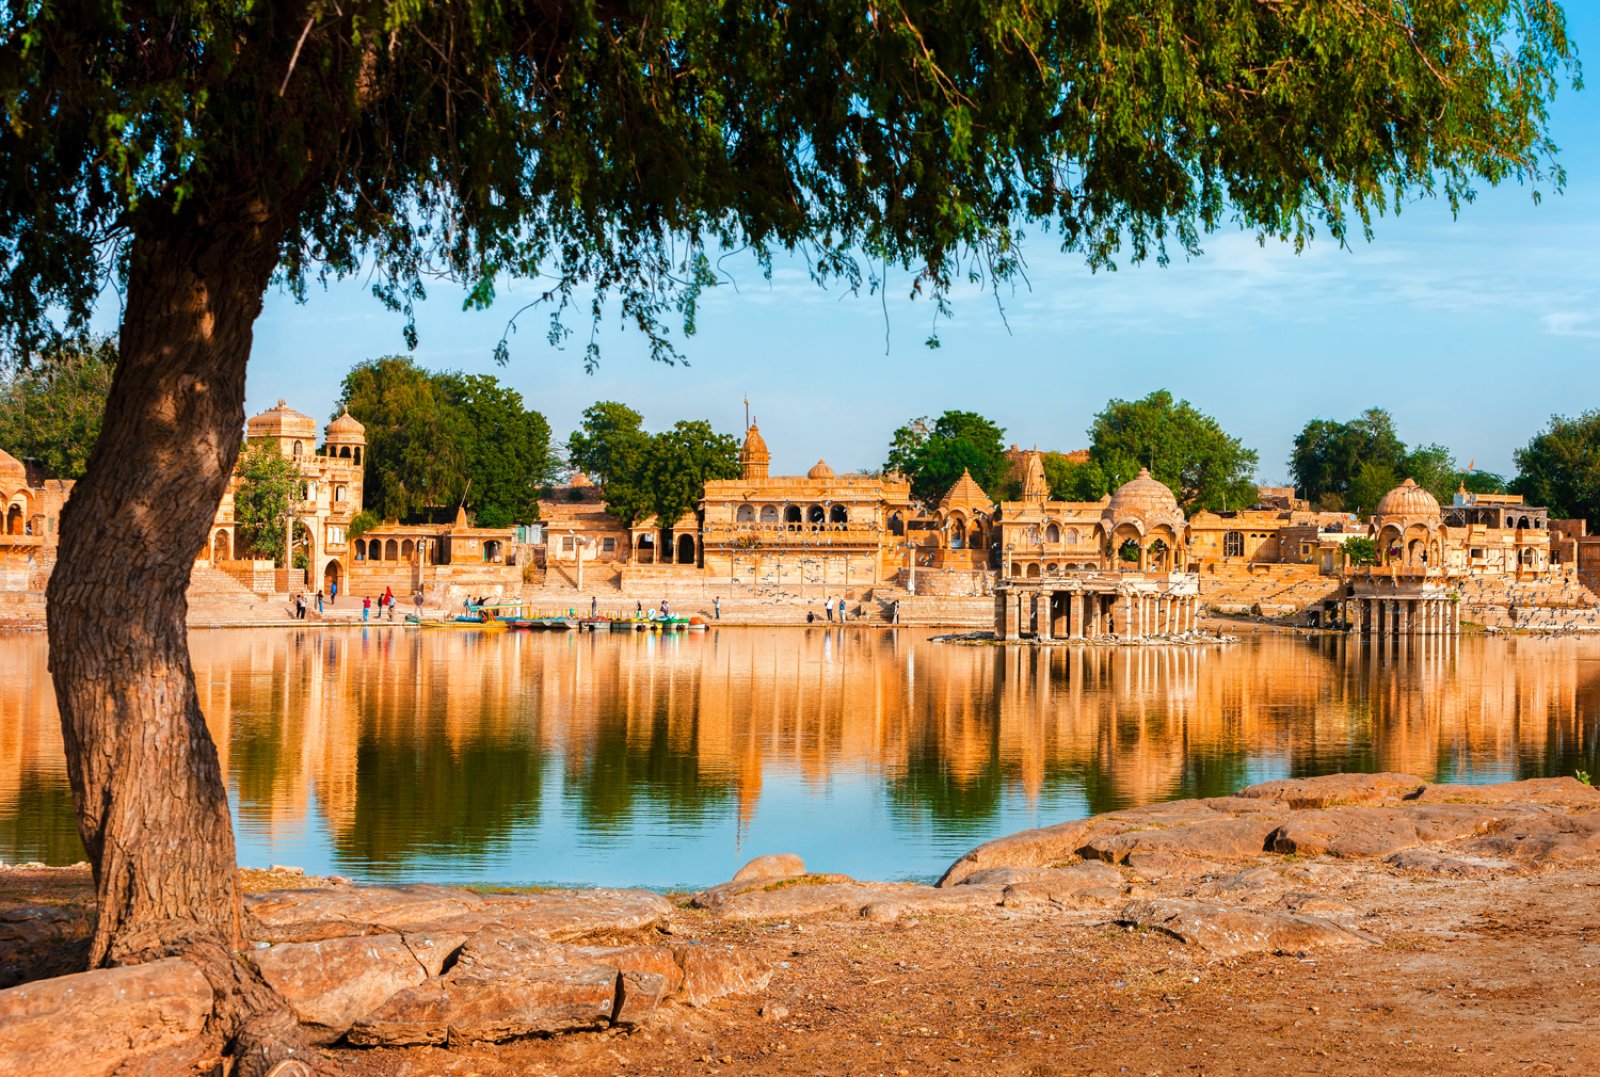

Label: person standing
[330,579,338,602]
[824,594,834,622]
[414,590,425,617]
[386,594,395,620]
[362,595,371,623]
[590,595,598,618]
[293,593,304,620]
[890,598,900,625]
[315,589,324,615]
[713,595,721,620]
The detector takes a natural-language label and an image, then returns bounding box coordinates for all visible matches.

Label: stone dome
[807,459,835,479]
[1374,478,1441,519]
[326,408,365,438]
[742,423,769,456]
[246,399,317,439]
[1105,468,1181,521]
[0,446,25,486]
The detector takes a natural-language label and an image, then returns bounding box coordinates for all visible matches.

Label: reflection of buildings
[3,632,1598,868]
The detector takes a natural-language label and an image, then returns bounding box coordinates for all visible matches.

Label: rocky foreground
[3,772,1599,1075]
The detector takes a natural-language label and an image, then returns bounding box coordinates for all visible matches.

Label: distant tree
[347,511,379,539]
[1086,391,1258,512]
[1342,536,1379,567]
[231,440,296,565]
[567,401,649,487]
[642,421,742,528]
[1290,409,1481,514]
[1513,412,1600,524]
[1290,409,1408,509]
[1042,453,1110,502]
[569,405,737,534]
[885,410,1007,504]
[0,336,115,478]
[338,357,466,521]
[435,372,556,526]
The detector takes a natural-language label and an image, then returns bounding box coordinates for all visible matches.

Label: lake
[1,628,1596,888]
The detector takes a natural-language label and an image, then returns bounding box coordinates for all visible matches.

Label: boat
[579,618,612,632]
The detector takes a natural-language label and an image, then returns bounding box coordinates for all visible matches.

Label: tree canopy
[885,411,1008,505]
[337,357,555,525]
[568,402,739,529]
[1288,407,1500,513]
[231,439,295,564]
[0,2,1576,365]
[0,335,115,478]
[1082,391,1258,512]
[1513,411,1600,525]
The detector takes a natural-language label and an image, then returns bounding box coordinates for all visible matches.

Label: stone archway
[676,533,696,566]
[322,559,341,594]
[211,529,231,563]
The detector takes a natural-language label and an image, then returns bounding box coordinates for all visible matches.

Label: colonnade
[997,586,1199,642]
[1350,595,1460,637]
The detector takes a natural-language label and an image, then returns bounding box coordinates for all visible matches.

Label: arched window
[759,505,778,524]
[385,538,398,561]
[888,512,905,536]
[335,485,348,503]
[1044,523,1060,544]
[736,504,755,523]
[354,538,366,561]
[1518,516,1531,530]
[1224,531,1244,558]
[1025,562,1040,578]
[677,533,696,565]
[783,505,802,525]
[339,445,351,459]
[829,504,848,525]
[5,504,21,535]
[353,447,362,465]
[1063,528,1079,545]
[807,504,825,525]
[211,530,230,562]
[292,440,303,459]
[401,539,415,559]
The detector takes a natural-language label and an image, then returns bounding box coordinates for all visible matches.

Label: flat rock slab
[1118,899,1370,960]
[1385,850,1522,878]
[1460,813,1600,864]
[690,874,856,912]
[936,819,1096,888]
[475,889,675,940]
[0,957,213,1077]
[247,884,486,932]
[1237,772,1428,809]
[1082,817,1282,864]
[347,965,619,1046]
[248,933,427,1044]
[1269,805,1517,859]
[1411,777,1600,808]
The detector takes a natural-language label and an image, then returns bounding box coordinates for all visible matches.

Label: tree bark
[46,198,315,1073]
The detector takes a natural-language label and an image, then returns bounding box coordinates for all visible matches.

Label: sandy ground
[5,858,1596,1076]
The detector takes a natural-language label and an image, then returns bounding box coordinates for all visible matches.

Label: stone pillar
[1069,592,1084,640]
[1452,599,1461,635]
[996,588,1012,640]
[1398,600,1411,637]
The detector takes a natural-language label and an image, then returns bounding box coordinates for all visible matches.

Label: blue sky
[106,10,1600,484]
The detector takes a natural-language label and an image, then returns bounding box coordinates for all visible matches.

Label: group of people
[363,586,398,622]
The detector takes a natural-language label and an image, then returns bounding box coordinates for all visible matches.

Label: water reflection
[1,629,1596,886]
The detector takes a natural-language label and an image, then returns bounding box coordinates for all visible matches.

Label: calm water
[1,628,1597,888]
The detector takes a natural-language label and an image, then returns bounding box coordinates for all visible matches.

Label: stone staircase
[1198,565,1340,618]
[1456,574,1600,631]
[185,564,296,625]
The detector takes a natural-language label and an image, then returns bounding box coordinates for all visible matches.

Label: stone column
[1069,592,1084,640]
[1452,599,1461,635]
[996,589,1012,640]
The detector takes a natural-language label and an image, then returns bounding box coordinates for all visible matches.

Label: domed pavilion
[1372,478,1444,569]
[1102,468,1189,572]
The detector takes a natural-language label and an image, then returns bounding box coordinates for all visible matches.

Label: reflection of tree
[567,695,734,831]
[0,773,84,864]
[335,734,545,873]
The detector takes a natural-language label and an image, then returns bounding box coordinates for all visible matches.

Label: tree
[0,335,115,478]
[1,1,1574,1067]
[1042,453,1111,502]
[1343,537,1379,568]
[1289,408,1488,513]
[231,440,296,564]
[435,372,557,527]
[885,410,1007,504]
[335,358,554,525]
[1085,391,1258,512]
[568,406,738,534]
[1513,412,1600,524]
[642,420,741,529]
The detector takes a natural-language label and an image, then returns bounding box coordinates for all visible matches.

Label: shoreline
[4,773,1597,1075]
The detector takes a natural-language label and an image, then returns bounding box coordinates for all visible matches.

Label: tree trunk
[46,200,315,1074]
